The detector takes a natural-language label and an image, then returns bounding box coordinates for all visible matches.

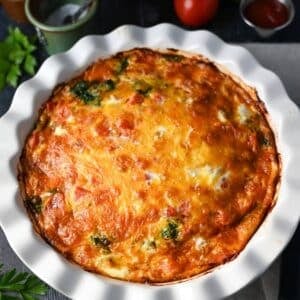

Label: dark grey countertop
[1,1,300,44]
[1,43,299,300]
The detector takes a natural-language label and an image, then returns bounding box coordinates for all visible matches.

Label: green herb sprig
[0,263,48,300]
[0,27,37,90]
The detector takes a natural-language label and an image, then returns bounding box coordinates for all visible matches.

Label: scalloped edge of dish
[0,24,300,300]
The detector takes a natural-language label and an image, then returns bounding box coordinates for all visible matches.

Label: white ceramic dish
[0,24,300,300]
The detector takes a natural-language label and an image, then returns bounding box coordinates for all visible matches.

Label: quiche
[18,48,280,283]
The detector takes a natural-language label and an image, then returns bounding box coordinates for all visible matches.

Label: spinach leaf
[71,80,96,103]
[116,57,128,74]
[134,80,152,96]
[99,79,115,91]
[91,234,111,253]
[161,220,179,240]
[26,196,42,214]
[71,79,116,105]
[162,53,183,62]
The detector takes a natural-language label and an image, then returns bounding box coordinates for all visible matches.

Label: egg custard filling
[19,48,280,283]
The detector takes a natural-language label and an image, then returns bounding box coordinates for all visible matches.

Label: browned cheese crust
[18,48,280,283]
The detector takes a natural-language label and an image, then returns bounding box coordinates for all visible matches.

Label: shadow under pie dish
[18,47,280,283]
[1,24,300,299]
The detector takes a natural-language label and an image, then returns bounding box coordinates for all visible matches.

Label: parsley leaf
[0,264,48,300]
[24,54,37,75]
[0,74,5,91]
[7,65,21,87]
[0,58,10,73]
[0,27,37,90]
[9,49,26,65]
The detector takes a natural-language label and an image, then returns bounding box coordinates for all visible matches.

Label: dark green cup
[25,0,98,55]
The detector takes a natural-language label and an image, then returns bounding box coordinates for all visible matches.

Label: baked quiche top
[18,48,280,283]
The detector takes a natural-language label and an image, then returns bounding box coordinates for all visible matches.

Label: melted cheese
[193,236,206,250]
[237,104,252,124]
[54,126,67,136]
[186,165,221,186]
[103,95,120,106]
[217,110,227,123]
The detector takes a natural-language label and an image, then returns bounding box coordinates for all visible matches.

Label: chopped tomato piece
[96,120,110,136]
[128,93,144,105]
[75,187,90,200]
[116,113,135,136]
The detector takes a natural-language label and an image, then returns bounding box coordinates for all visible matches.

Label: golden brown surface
[18,48,280,283]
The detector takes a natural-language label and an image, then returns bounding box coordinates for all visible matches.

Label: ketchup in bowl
[244,0,289,28]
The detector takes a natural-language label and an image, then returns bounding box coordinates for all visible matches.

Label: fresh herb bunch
[0,27,37,91]
[0,263,48,300]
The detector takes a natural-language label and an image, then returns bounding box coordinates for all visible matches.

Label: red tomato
[174,0,219,27]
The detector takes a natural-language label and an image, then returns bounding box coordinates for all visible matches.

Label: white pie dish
[0,23,300,299]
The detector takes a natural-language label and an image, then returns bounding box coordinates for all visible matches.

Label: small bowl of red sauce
[240,0,295,38]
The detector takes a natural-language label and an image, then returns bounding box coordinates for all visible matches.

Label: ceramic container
[25,0,97,55]
[240,0,295,38]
